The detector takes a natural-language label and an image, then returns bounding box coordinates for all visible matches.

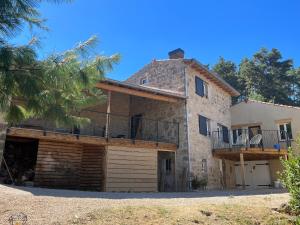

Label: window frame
[278,122,293,141]
[195,76,208,98]
[199,115,211,136]
[140,77,148,85]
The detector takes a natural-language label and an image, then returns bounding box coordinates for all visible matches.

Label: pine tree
[0,0,120,126]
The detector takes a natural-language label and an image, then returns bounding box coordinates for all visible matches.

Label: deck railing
[11,110,180,145]
[211,129,291,151]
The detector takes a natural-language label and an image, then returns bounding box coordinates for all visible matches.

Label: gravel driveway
[0,184,289,225]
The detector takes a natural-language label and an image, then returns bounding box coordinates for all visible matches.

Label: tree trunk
[0,118,7,168]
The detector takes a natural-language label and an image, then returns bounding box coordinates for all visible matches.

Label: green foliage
[280,137,300,215]
[191,176,208,190]
[0,0,120,126]
[213,48,300,106]
[0,0,70,41]
[0,36,120,126]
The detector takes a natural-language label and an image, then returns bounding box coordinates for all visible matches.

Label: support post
[105,91,112,140]
[174,151,177,192]
[240,153,246,190]
[219,159,224,189]
[284,154,288,161]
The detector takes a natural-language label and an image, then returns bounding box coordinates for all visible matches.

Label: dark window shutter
[195,77,204,96]
[199,115,207,136]
[222,126,229,143]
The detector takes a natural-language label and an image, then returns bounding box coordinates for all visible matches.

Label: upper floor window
[195,76,208,98]
[140,78,148,85]
[217,123,229,143]
[278,122,293,141]
[232,128,243,144]
[199,115,211,136]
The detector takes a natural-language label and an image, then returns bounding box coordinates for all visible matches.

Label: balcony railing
[11,111,180,145]
[211,129,291,151]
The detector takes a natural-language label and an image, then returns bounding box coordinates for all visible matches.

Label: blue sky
[13,0,300,80]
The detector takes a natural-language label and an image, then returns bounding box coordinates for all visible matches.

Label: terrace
[211,129,290,161]
[7,79,185,151]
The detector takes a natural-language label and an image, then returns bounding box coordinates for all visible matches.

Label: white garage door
[235,160,271,188]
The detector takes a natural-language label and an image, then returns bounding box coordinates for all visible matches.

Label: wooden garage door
[235,160,271,188]
[105,146,158,192]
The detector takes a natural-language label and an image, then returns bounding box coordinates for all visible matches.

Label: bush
[191,176,208,190]
[280,137,300,215]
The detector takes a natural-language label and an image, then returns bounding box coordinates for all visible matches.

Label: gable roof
[183,59,240,97]
[96,78,186,103]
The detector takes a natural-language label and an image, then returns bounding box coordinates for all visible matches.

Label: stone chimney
[168,48,184,59]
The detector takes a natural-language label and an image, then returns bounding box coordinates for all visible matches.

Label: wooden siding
[80,145,105,191]
[106,146,158,192]
[35,140,82,189]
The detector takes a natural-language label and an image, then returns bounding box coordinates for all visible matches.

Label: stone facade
[126,59,233,189]
[125,59,186,94]
[185,66,232,189]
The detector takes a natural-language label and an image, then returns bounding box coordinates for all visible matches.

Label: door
[235,160,271,188]
[158,152,175,192]
[248,126,261,139]
[248,126,262,147]
[130,114,143,139]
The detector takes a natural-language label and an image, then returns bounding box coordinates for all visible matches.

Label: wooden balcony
[7,111,179,152]
[211,129,289,161]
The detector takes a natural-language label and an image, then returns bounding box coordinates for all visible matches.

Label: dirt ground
[0,184,294,225]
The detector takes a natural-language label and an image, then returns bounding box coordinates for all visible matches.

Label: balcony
[8,111,179,147]
[211,129,290,161]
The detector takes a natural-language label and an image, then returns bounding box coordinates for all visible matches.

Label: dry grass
[0,185,297,225]
[70,204,296,225]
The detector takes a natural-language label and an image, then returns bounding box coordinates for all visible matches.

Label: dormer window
[140,78,148,85]
[195,76,208,98]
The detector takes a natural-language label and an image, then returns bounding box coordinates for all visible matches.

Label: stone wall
[125,59,186,94]
[185,66,232,189]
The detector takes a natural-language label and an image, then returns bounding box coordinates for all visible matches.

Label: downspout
[183,66,192,191]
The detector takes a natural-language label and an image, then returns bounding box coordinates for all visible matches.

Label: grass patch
[70,203,296,225]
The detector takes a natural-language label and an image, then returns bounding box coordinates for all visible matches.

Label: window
[217,123,229,143]
[199,115,210,136]
[195,76,208,98]
[232,128,242,144]
[202,159,207,173]
[140,78,148,85]
[278,122,293,140]
[165,159,172,172]
[217,124,223,140]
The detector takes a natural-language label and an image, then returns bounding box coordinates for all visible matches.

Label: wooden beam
[96,82,179,103]
[105,91,111,139]
[240,153,246,190]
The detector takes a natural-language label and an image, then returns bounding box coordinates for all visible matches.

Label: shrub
[280,137,300,215]
[191,176,208,190]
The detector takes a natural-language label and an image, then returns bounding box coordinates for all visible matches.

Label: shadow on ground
[1,184,287,199]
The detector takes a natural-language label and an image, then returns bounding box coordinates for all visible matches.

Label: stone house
[0,49,291,191]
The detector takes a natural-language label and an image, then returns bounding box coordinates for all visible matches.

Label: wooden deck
[7,127,177,151]
[213,147,288,161]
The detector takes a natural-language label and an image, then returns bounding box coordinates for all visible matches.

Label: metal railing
[11,111,180,145]
[211,129,291,151]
